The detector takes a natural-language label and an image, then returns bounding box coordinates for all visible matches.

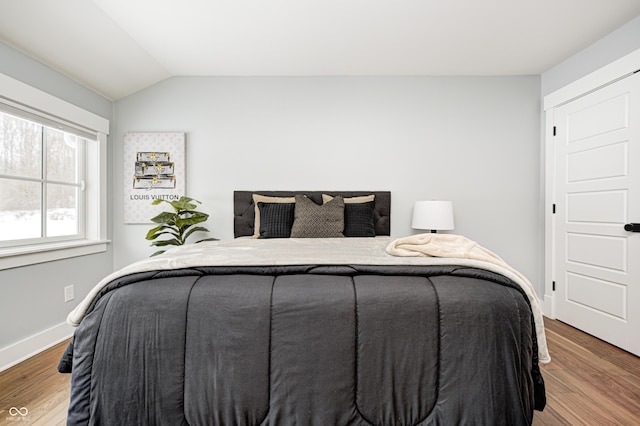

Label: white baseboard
[0,322,74,372]
[543,294,556,320]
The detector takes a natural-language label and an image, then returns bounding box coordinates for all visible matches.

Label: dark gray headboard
[234,191,391,238]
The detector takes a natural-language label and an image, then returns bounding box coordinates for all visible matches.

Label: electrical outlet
[64,285,75,302]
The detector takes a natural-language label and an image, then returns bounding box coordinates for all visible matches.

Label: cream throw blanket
[386,233,550,363]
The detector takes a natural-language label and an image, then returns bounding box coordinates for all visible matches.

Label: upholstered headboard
[234,191,391,238]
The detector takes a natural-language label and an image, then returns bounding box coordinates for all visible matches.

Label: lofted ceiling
[1,0,639,101]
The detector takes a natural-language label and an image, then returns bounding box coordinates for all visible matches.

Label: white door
[553,71,640,356]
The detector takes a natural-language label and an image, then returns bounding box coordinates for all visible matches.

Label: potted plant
[146,196,216,256]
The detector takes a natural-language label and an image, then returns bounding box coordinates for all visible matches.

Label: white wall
[113,75,543,293]
[0,42,114,359]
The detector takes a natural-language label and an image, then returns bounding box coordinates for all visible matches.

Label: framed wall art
[123,132,186,224]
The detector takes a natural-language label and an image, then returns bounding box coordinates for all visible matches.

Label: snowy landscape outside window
[0,110,88,246]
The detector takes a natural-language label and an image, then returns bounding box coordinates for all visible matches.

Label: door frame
[543,48,640,319]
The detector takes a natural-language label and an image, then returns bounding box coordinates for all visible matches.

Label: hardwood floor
[0,339,70,426]
[533,319,640,425]
[0,319,638,425]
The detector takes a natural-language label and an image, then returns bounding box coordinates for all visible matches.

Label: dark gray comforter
[60,264,545,425]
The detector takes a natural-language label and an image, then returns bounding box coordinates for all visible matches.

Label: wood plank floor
[533,319,640,425]
[0,339,71,426]
[1,319,638,425]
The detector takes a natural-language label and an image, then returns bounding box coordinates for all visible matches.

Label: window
[0,73,109,270]
[0,111,88,246]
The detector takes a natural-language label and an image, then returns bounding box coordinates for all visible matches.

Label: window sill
[0,239,110,271]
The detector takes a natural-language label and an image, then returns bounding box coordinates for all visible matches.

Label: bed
[59,190,547,425]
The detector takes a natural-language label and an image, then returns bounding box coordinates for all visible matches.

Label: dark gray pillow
[290,195,345,238]
[258,202,295,238]
[344,201,376,237]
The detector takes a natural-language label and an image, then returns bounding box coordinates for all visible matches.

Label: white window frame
[0,73,109,270]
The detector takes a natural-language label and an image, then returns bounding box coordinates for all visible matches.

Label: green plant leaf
[151,211,178,224]
[146,229,180,241]
[183,226,209,241]
[195,237,218,243]
[175,212,209,228]
[146,225,175,240]
[170,197,200,211]
[150,239,181,247]
[150,249,167,257]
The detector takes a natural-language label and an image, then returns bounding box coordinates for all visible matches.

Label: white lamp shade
[412,200,454,231]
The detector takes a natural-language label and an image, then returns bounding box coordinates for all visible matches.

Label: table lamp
[411,200,454,233]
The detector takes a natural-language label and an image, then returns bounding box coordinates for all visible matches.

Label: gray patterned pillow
[290,195,345,238]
